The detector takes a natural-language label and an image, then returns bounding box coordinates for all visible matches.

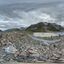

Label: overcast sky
[0,0,64,30]
[0,0,64,5]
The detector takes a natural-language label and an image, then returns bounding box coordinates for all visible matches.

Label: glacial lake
[33,32,64,37]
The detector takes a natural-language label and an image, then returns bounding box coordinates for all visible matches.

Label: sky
[0,0,63,5]
[0,0,64,30]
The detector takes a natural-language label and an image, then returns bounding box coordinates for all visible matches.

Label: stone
[4,44,17,54]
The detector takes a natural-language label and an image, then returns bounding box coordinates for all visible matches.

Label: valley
[0,22,64,64]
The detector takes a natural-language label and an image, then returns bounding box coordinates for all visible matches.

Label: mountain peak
[26,22,64,32]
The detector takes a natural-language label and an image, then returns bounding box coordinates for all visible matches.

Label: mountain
[4,27,26,32]
[26,22,64,32]
[5,28,21,32]
[0,30,3,32]
[3,22,64,32]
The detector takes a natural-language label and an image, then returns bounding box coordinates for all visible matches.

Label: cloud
[18,9,64,27]
[0,8,64,30]
[0,15,23,30]
[13,9,56,26]
[0,1,64,30]
[0,0,64,5]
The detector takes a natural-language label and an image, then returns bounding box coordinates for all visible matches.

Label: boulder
[4,44,17,54]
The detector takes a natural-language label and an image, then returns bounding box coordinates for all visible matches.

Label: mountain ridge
[26,22,64,32]
[0,22,64,32]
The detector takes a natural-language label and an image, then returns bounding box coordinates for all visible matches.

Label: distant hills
[26,22,64,32]
[1,22,64,32]
[4,27,26,32]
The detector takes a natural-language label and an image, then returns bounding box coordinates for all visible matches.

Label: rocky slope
[0,30,63,63]
[26,22,64,32]
[0,23,64,63]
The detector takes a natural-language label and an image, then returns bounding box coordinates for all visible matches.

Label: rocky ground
[0,31,64,64]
